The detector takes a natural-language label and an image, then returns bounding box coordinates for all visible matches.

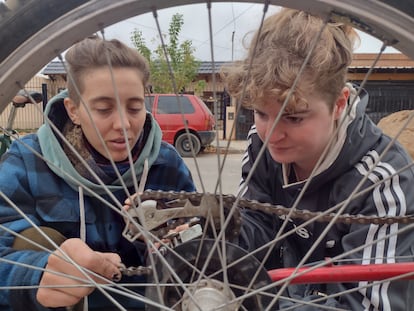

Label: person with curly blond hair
[223,8,414,310]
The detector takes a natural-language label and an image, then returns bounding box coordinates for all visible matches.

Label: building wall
[4,55,414,133]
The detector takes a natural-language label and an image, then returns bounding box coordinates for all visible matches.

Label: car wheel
[175,133,201,157]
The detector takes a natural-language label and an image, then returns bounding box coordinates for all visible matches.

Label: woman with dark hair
[0,37,195,310]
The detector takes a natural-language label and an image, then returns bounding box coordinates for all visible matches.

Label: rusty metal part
[140,190,413,223]
[123,192,241,242]
[119,190,414,279]
[119,263,152,277]
[122,190,414,245]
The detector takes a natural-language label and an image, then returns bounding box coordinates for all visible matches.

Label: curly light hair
[221,8,359,112]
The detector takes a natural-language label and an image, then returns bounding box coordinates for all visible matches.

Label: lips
[267,143,291,151]
[108,137,131,150]
[111,137,128,143]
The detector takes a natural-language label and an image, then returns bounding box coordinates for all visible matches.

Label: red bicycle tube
[268,263,414,284]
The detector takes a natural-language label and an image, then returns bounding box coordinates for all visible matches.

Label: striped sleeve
[238,125,259,199]
[354,150,407,310]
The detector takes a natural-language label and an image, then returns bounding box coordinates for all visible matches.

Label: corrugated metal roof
[42,54,414,75]
[197,61,230,74]
[42,61,67,75]
[42,60,230,75]
[350,53,414,69]
[350,66,414,69]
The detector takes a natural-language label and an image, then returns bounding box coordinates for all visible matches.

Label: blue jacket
[0,92,195,310]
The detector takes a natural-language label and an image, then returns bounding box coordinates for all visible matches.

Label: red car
[145,94,216,157]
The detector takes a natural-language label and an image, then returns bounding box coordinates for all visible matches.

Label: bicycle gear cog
[145,239,274,310]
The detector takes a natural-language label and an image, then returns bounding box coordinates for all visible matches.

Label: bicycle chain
[138,190,414,231]
[120,190,414,277]
[118,263,152,277]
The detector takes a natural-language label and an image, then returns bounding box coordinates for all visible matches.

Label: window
[157,96,195,114]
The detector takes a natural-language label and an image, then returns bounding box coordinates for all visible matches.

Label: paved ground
[183,150,244,195]
[205,139,247,155]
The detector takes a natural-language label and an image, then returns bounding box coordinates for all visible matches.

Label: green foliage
[194,80,207,96]
[131,13,200,93]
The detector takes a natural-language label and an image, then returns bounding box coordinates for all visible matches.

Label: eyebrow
[282,108,311,116]
[89,96,145,104]
[89,96,114,104]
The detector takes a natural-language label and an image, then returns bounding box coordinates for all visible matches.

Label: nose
[113,108,131,131]
[266,118,286,142]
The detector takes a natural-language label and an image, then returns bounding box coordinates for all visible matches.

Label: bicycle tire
[0,0,413,112]
[1,0,414,310]
[0,0,88,64]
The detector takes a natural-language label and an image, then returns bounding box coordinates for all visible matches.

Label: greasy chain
[120,190,414,276]
[138,190,414,240]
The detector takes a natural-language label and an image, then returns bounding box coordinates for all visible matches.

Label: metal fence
[364,81,414,124]
[0,76,45,130]
[0,76,65,130]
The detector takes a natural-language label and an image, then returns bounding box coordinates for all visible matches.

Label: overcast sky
[103,3,399,61]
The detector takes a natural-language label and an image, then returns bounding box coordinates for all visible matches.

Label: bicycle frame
[269,262,414,284]
[0,91,43,157]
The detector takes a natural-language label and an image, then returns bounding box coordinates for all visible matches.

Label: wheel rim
[0,1,413,310]
[181,137,198,153]
[1,0,413,109]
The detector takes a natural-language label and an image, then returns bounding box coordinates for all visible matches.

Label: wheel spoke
[0,1,413,310]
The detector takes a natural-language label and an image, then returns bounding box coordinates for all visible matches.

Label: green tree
[131,13,200,93]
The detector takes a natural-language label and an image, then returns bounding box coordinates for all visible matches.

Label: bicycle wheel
[1,0,414,111]
[0,1,414,310]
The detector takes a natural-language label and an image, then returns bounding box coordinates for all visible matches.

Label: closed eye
[128,107,143,114]
[284,115,304,124]
[127,101,144,114]
[254,110,267,119]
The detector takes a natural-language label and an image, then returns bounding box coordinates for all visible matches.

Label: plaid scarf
[62,122,142,184]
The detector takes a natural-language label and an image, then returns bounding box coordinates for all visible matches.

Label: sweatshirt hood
[37,90,162,195]
[331,85,382,173]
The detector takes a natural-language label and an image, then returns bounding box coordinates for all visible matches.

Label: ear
[333,87,350,120]
[64,97,80,125]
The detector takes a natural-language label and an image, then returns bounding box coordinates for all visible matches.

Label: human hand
[36,238,121,308]
[123,193,150,242]
[123,193,138,209]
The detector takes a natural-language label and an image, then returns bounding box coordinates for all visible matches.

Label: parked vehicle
[145,94,216,157]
